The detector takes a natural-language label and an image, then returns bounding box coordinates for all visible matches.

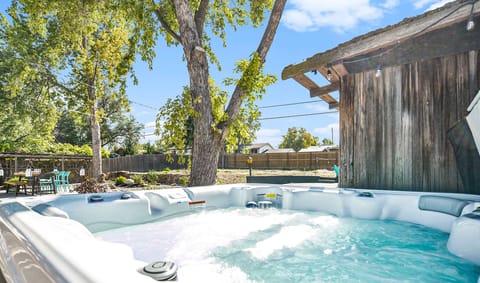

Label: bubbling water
[96,208,480,282]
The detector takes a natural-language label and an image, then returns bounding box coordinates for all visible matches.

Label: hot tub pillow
[32,203,70,219]
[418,195,470,217]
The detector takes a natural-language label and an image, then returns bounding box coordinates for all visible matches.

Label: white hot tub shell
[0,184,479,283]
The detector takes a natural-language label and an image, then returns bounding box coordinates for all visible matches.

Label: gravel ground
[165,169,337,185]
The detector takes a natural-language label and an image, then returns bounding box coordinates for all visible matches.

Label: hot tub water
[96,208,480,283]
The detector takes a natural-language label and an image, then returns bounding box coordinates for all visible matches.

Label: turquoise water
[96,208,480,282]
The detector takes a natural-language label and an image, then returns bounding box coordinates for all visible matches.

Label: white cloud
[305,103,339,119]
[305,102,329,112]
[314,123,339,144]
[282,0,384,33]
[413,0,434,9]
[381,0,399,9]
[425,0,456,11]
[254,128,283,147]
[144,121,156,129]
[412,0,455,10]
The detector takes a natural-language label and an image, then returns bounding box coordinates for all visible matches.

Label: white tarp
[466,90,480,155]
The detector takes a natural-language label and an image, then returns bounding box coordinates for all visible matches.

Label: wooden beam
[293,74,339,106]
[343,15,480,74]
[293,74,319,90]
[317,67,340,83]
[317,94,338,105]
[329,102,339,110]
[310,82,340,98]
[332,63,349,77]
[281,1,480,80]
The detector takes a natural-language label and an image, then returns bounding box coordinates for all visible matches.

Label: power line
[129,100,158,111]
[130,98,330,111]
[259,100,324,109]
[259,111,338,121]
[142,133,157,137]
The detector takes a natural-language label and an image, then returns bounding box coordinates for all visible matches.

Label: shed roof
[298,145,337,153]
[266,148,295,153]
[247,143,273,150]
[282,0,480,106]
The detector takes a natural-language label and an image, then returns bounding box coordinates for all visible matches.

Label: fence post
[309,152,312,170]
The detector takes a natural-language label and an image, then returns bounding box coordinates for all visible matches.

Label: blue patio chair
[333,164,340,182]
[39,176,56,194]
[54,171,63,192]
[62,171,71,192]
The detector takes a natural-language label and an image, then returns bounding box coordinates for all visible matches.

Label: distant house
[266,148,295,153]
[245,143,274,154]
[299,145,338,153]
[282,0,480,193]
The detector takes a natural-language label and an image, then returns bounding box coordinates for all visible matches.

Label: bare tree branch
[152,0,182,43]
[194,0,209,36]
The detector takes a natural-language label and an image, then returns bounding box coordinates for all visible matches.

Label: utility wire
[259,100,324,109]
[129,100,158,111]
[259,111,338,121]
[130,98,328,111]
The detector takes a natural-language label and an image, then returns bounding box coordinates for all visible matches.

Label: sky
[1,0,458,147]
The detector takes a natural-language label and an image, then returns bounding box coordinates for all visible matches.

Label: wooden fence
[0,153,91,183]
[220,152,339,170]
[102,154,187,173]
[102,152,339,173]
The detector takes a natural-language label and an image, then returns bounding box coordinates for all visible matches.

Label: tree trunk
[173,0,286,186]
[173,0,219,186]
[88,82,103,181]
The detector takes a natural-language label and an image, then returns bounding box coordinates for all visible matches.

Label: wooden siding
[340,51,480,193]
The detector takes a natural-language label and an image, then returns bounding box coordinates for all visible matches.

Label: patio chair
[333,164,340,182]
[54,171,63,192]
[39,174,56,194]
[61,171,71,192]
[55,171,71,193]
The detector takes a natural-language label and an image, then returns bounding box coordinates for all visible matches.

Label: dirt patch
[153,169,336,185]
[107,169,336,187]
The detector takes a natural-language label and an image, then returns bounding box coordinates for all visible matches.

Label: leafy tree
[153,0,286,185]
[279,127,319,152]
[9,0,156,178]
[141,141,169,155]
[55,98,144,152]
[156,80,263,163]
[0,6,59,152]
[54,111,91,146]
[321,138,334,145]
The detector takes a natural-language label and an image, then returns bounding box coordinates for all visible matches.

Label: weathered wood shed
[282,0,480,193]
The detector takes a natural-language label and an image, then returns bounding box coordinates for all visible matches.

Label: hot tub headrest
[32,203,70,219]
[418,196,470,217]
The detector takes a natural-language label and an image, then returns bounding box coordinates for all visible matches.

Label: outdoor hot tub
[0,184,479,282]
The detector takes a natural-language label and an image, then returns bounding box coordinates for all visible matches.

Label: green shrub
[178,176,189,186]
[115,176,127,186]
[147,171,157,185]
[162,167,171,173]
[132,175,145,186]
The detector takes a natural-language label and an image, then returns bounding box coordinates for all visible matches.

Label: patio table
[13,172,40,196]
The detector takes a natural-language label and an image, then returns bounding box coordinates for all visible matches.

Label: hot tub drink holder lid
[140,261,178,281]
[246,201,258,208]
[258,200,273,209]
